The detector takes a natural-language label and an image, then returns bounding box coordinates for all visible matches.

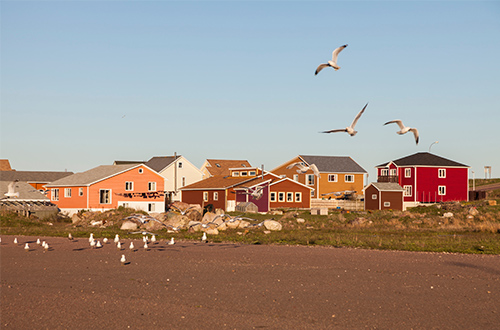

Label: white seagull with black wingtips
[315,44,348,75]
[384,119,419,145]
[321,103,368,137]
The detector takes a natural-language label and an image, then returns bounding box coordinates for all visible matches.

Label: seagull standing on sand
[321,103,368,137]
[129,242,135,251]
[36,238,41,245]
[114,234,120,243]
[68,233,73,241]
[384,119,420,145]
[121,255,126,265]
[117,242,122,250]
[151,235,157,244]
[315,44,348,75]
[103,237,109,244]
[14,238,18,245]
[168,237,175,245]
[25,243,30,251]
[201,232,207,243]
[286,162,321,178]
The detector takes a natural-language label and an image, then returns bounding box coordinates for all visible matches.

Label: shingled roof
[0,171,74,183]
[204,159,252,177]
[45,164,138,187]
[368,182,404,192]
[299,155,367,174]
[145,156,180,173]
[376,152,469,168]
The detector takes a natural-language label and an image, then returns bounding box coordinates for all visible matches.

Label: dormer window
[232,171,240,177]
[249,171,256,176]
[241,171,247,176]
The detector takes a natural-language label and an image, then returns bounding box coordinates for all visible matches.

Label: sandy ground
[1,235,499,329]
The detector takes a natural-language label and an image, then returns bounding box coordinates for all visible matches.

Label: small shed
[364,182,404,211]
[235,202,259,213]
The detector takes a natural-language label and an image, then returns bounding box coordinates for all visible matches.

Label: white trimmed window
[307,174,315,186]
[278,192,285,202]
[51,189,59,201]
[79,188,84,196]
[384,201,391,207]
[99,189,111,204]
[139,168,143,174]
[241,171,248,176]
[232,171,239,177]
[125,181,133,191]
[438,186,446,195]
[311,189,315,197]
[182,177,186,187]
[295,192,302,202]
[372,194,377,200]
[148,203,155,212]
[438,169,446,178]
[213,192,218,201]
[287,192,293,202]
[270,192,277,202]
[404,185,412,197]
[345,175,354,183]
[381,169,389,176]
[178,162,183,169]
[405,168,411,178]
[249,171,256,176]
[328,174,337,182]
[293,174,299,182]
[203,192,209,202]
[390,169,396,176]
[64,188,71,198]
[148,182,156,191]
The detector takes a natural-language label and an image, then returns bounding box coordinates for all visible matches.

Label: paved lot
[1,235,499,329]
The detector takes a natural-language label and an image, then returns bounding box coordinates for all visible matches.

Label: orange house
[45,164,165,215]
[272,155,367,199]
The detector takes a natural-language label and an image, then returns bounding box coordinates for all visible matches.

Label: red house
[375,152,469,207]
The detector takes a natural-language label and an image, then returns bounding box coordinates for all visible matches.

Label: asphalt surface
[1,235,499,329]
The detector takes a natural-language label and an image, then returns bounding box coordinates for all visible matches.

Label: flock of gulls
[316,44,420,145]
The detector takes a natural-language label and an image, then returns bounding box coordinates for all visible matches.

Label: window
[203,192,209,202]
[372,194,377,200]
[328,174,338,182]
[182,177,186,187]
[148,182,156,191]
[125,181,133,191]
[438,169,446,178]
[404,185,412,197]
[178,162,183,168]
[307,174,315,186]
[278,192,285,202]
[295,192,302,202]
[311,189,315,197]
[293,174,299,182]
[99,189,111,204]
[249,171,256,176]
[232,171,239,177]
[64,188,71,198]
[438,186,446,195]
[405,168,411,178]
[148,203,155,212]
[213,192,218,201]
[270,192,277,202]
[390,169,396,176]
[51,189,59,201]
[345,175,354,183]
[381,169,389,176]
[139,168,143,174]
[287,192,293,202]
[241,171,248,176]
[384,202,391,207]
[79,188,84,196]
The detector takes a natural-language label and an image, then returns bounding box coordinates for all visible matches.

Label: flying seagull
[384,119,419,145]
[315,44,348,75]
[321,103,368,137]
[4,180,20,198]
[286,162,321,178]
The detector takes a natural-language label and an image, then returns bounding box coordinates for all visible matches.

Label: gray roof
[299,155,367,174]
[0,181,49,201]
[369,182,404,192]
[145,156,180,173]
[376,152,469,168]
[0,171,74,183]
[45,164,138,187]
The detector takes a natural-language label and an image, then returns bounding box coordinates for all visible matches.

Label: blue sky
[1,1,499,182]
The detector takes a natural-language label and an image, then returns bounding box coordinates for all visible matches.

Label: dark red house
[375,152,469,207]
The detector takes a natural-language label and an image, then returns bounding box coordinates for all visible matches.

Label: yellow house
[271,155,367,199]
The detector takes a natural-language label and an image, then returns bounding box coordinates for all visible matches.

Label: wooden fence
[311,199,364,211]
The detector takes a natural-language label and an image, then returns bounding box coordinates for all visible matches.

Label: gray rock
[120,220,138,231]
[263,220,282,231]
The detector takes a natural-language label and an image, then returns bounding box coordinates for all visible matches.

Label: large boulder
[120,220,138,231]
[204,227,219,235]
[201,212,218,224]
[164,213,191,229]
[263,220,282,231]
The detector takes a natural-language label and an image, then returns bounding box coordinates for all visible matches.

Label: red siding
[270,180,311,209]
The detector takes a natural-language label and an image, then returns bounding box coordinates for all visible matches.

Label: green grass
[1,200,499,255]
